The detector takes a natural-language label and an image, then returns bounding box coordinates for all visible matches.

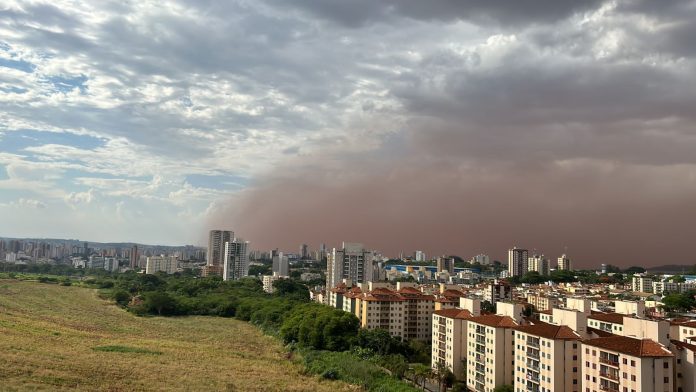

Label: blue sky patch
[46,74,88,93]
[186,173,249,190]
[0,57,36,73]
[0,130,106,154]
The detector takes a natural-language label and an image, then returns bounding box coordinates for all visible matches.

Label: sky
[1,1,695,267]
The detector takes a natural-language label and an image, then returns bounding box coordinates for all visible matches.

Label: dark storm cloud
[267,0,606,27]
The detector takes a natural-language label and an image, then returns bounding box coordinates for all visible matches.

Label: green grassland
[0,279,354,391]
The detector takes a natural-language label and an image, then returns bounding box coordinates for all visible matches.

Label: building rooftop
[582,336,672,357]
[468,314,518,328]
[514,323,580,340]
[433,308,473,319]
[588,312,625,325]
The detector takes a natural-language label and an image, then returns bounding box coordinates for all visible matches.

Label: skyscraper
[272,251,289,277]
[527,254,550,275]
[129,245,138,269]
[300,244,309,259]
[508,247,529,277]
[223,239,248,281]
[557,254,572,270]
[326,242,375,289]
[436,256,455,274]
[207,230,233,267]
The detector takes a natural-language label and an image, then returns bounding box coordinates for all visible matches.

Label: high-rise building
[223,239,248,281]
[300,244,309,259]
[558,254,571,270]
[146,255,178,274]
[207,230,233,267]
[470,254,491,265]
[272,252,289,277]
[326,242,375,289]
[528,254,550,275]
[129,245,139,269]
[436,256,455,274]
[415,250,426,262]
[508,247,528,277]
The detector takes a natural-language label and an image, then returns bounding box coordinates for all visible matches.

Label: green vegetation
[92,345,162,355]
[1,272,422,391]
[662,290,696,313]
[0,279,350,391]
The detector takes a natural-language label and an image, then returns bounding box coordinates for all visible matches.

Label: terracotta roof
[587,327,615,338]
[671,319,696,328]
[588,313,625,325]
[398,286,422,294]
[672,339,696,353]
[582,336,673,358]
[441,289,466,297]
[468,314,518,328]
[514,324,581,340]
[434,308,473,319]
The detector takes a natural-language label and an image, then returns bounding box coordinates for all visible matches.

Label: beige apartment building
[581,335,673,392]
[513,323,581,392]
[527,293,560,312]
[587,313,625,335]
[355,284,435,341]
[431,308,473,379]
[465,314,518,392]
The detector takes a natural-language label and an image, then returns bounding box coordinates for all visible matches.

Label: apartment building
[513,323,581,392]
[145,255,178,274]
[483,280,513,304]
[670,320,696,343]
[527,293,560,312]
[465,314,518,392]
[614,300,645,317]
[355,283,435,341]
[672,340,696,392]
[581,335,673,392]
[587,313,625,335]
[631,274,653,293]
[432,308,473,379]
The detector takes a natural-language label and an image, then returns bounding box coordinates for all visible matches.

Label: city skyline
[2,1,695,267]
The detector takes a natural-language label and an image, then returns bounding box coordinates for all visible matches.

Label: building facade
[508,247,529,277]
[223,239,248,281]
[326,242,375,290]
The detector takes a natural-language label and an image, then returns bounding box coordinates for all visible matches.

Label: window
[631,375,636,381]
[664,362,669,369]
[631,360,636,367]
[664,377,669,383]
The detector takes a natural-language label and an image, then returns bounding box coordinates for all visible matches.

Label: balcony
[526,350,540,360]
[475,383,485,392]
[476,336,485,344]
[526,339,540,348]
[476,345,485,354]
[439,325,446,334]
[599,384,619,392]
[526,385,540,392]
[475,374,485,383]
[526,361,540,372]
[600,371,619,381]
[599,357,619,367]
[475,354,485,364]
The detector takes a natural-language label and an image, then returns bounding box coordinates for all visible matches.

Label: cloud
[0,0,695,265]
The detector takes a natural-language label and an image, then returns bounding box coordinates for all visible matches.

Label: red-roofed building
[432,308,474,379]
[582,335,673,392]
[465,314,519,391]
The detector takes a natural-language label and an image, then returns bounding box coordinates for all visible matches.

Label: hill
[0,280,352,391]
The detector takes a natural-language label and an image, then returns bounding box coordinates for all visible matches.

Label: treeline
[83,272,423,391]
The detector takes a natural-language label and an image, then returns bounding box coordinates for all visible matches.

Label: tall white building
[223,239,249,281]
[415,250,426,262]
[272,252,289,277]
[557,254,572,270]
[528,254,550,275]
[146,255,178,274]
[508,247,528,277]
[471,254,491,265]
[326,242,375,289]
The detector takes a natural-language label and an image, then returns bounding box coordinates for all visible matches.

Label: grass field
[0,279,355,391]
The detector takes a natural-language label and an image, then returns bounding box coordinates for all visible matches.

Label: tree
[549,269,577,283]
[481,300,495,314]
[662,291,696,313]
[411,364,431,391]
[624,266,646,274]
[494,385,514,392]
[143,291,178,315]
